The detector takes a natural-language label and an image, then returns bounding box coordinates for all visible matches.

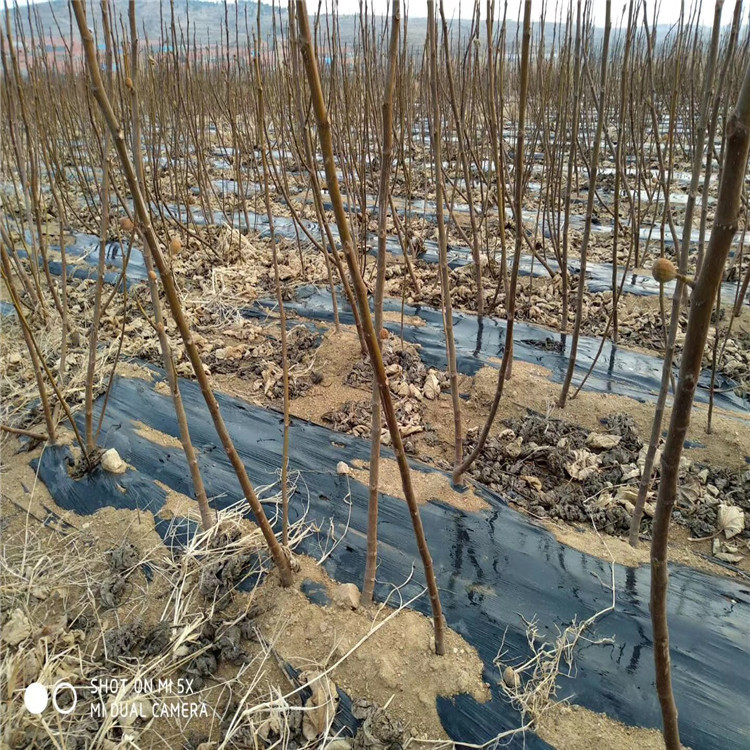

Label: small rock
[332,582,361,610]
[101,448,127,474]
[502,666,520,690]
[336,461,351,476]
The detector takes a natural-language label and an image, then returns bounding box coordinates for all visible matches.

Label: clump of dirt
[99,542,143,608]
[181,615,257,689]
[351,698,406,748]
[197,523,264,608]
[104,620,145,661]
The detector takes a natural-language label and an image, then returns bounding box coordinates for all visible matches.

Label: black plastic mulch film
[33,367,749,749]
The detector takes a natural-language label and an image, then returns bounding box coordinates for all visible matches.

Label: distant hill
[10,1,712,59]
[11,0,487,56]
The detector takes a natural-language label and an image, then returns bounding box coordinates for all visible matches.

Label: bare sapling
[0,240,56,443]
[427,0,463,476]
[84,0,113,452]
[560,0,583,334]
[485,0,509,297]
[650,56,750,750]
[363,0,400,607]
[439,0,484,316]
[126,0,214,531]
[71,0,292,585]
[0,239,90,460]
[558,0,611,407]
[611,0,636,345]
[628,0,723,546]
[254,3,292,547]
[295,0,446,653]
[452,0,531,484]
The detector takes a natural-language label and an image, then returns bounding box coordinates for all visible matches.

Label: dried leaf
[299,671,339,740]
[717,504,745,539]
[2,609,31,646]
[423,372,441,400]
[585,433,621,450]
[565,449,599,481]
[521,475,543,492]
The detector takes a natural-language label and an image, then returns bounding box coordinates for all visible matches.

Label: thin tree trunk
[439,0,483,316]
[486,0,508,296]
[611,0,635,346]
[629,0,723,546]
[560,0,583,335]
[296,0,446,653]
[84,1,113,451]
[255,5,291,547]
[650,57,750,750]
[363,0,400,607]
[452,0,531,484]
[558,0,611,407]
[72,0,292,585]
[127,1,214,531]
[427,0,463,475]
[0,241,89,459]
[0,243,56,442]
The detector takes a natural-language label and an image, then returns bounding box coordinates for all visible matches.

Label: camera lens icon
[24,683,48,715]
[24,681,77,715]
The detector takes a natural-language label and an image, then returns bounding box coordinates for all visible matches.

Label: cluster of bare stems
[2,0,750,744]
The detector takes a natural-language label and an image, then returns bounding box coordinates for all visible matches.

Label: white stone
[101,448,127,474]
